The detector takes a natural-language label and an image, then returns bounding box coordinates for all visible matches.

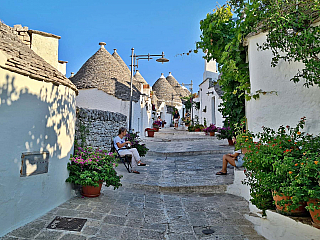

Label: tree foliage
[197,0,320,130]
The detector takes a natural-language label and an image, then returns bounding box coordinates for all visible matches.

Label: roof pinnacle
[99,42,106,48]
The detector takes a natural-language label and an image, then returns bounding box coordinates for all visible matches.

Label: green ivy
[196,0,319,131]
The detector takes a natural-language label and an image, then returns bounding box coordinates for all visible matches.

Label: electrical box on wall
[20,151,49,177]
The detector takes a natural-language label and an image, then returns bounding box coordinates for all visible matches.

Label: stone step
[147,149,230,156]
[123,182,229,194]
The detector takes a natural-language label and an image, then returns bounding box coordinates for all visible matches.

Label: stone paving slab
[117,154,234,193]
[2,187,265,240]
[1,129,265,240]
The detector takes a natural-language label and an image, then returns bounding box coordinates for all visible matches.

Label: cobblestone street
[1,129,265,240]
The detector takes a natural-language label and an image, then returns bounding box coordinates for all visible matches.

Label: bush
[125,131,149,157]
[66,145,122,189]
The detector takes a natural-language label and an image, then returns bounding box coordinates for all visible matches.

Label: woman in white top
[114,127,146,174]
[216,136,245,175]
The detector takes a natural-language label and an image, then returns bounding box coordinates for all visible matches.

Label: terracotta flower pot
[209,131,215,136]
[82,181,103,198]
[273,192,308,216]
[146,130,155,137]
[307,199,320,229]
[195,129,200,132]
[228,138,234,146]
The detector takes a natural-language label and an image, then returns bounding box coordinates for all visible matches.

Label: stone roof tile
[134,70,148,84]
[0,22,77,93]
[166,72,189,98]
[70,43,140,102]
[152,73,181,105]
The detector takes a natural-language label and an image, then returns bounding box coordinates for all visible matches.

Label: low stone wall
[75,107,127,150]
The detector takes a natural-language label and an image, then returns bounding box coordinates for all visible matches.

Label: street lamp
[128,48,169,133]
[181,80,194,124]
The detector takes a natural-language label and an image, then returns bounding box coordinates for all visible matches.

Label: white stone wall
[0,69,76,237]
[30,33,59,70]
[246,32,320,135]
[198,78,224,127]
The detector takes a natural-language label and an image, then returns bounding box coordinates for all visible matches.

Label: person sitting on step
[114,127,146,174]
[216,136,244,175]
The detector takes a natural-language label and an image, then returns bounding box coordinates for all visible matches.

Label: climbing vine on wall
[196,0,320,130]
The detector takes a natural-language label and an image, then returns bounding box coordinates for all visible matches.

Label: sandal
[132,170,140,174]
[216,171,227,175]
[138,162,146,166]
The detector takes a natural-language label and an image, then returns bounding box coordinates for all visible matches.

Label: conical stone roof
[112,49,141,90]
[70,43,140,101]
[152,73,181,106]
[151,92,159,109]
[134,70,148,84]
[166,72,189,98]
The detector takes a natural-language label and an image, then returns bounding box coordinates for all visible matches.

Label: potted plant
[217,126,234,145]
[188,125,195,132]
[243,117,312,216]
[145,128,156,137]
[203,124,217,136]
[153,121,161,131]
[66,145,122,197]
[194,124,205,132]
[126,131,149,157]
[297,150,320,228]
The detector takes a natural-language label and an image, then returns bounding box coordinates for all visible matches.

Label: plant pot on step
[209,132,215,136]
[82,181,103,198]
[145,128,155,137]
[273,192,308,216]
[307,199,320,229]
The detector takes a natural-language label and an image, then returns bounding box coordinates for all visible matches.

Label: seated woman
[114,127,146,174]
[216,136,245,175]
[157,116,162,125]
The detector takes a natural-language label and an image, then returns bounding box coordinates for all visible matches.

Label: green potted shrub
[66,145,122,197]
[126,131,149,157]
[243,117,311,215]
[194,124,204,132]
[217,126,234,145]
[295,149,320,228]
[188,125,195,132]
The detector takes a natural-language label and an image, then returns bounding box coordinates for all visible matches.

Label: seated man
[216,136,245,175]
[114,127,146,174]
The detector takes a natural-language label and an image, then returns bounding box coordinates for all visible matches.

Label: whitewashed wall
[246,32,320,135]
[76,88,148,135]
[30,33,59,71]
[198,77,224,127]
[0,69,76,237]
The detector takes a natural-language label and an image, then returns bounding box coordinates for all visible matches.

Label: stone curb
[147,149,230,156]
[124,183,228,194]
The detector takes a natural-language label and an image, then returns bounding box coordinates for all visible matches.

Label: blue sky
[1,0,225,92]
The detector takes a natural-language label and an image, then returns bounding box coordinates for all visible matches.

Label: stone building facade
[0,21,77,237]
[75,107,127,151]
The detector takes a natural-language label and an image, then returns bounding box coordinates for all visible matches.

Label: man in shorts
[173,109,180,129]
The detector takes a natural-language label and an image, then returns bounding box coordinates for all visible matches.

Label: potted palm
[66,145,122,197]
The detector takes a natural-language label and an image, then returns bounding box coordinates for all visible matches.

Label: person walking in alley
[173,109,180,129]
[114,127,146,174]
[216,136,245,175]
